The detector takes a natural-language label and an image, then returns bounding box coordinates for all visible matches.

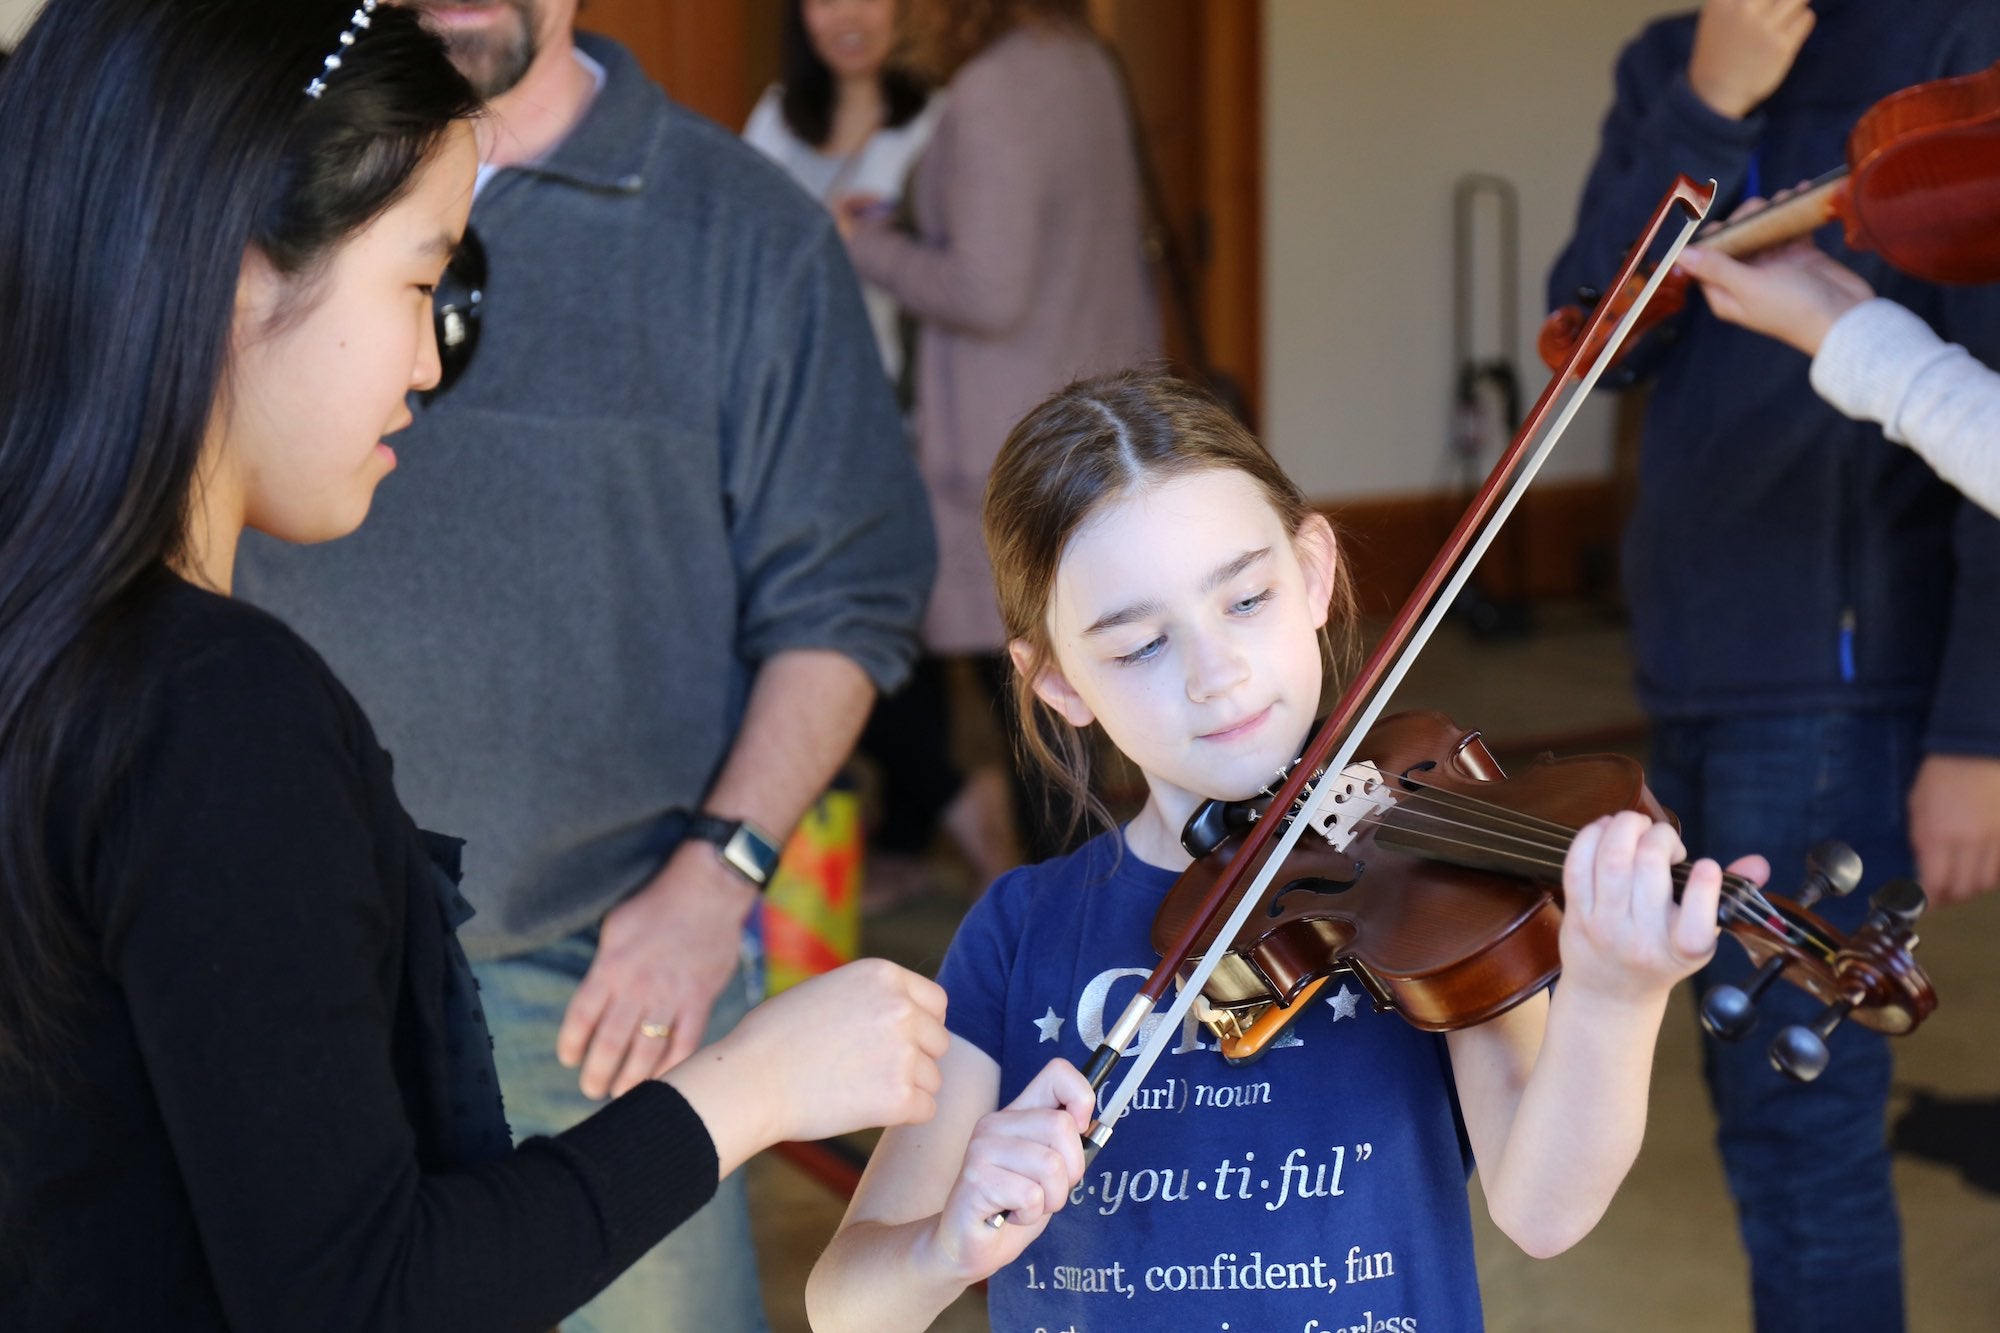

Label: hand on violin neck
[1688,0,1815,120]
[1677,239,1873,356]
[1468,827,1767,1261]
[1557,812,1743,1006]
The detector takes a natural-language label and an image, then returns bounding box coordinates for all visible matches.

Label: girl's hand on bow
[929,1058,1094,1282]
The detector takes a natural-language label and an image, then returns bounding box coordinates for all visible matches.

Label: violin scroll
[1537,272,1692,372]
[1701,840,1936,1083]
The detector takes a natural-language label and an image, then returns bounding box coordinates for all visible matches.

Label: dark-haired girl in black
[0,3,947,1328]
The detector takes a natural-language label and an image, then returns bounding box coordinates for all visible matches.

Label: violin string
[1362,775,1802,925]
[1342,801,1829,958]
[1274,766,1815,946]
[1363,789,1813,948]
[1303,779,1818,952]
[1360,807,1782,940]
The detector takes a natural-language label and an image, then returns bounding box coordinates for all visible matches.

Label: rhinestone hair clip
[304,1,379,100]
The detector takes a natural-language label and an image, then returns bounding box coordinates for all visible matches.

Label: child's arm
[1445,811,1756,1258]
[806,1042,1094,1333]
[1681,242,2000,528]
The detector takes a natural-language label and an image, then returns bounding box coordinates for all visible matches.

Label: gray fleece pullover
[239,35,934,959]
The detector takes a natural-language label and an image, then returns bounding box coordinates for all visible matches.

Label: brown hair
[902,0,1088,83]
[984,369,1358,844]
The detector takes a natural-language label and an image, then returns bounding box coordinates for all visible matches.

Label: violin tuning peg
[1699,984,1757,1042]
[1866,878,1927,932]
[1768,995,1856,1083]
[1797,839,1862,908]
[1573,284,1602,309]
[1699,955,1788,1042]
[1768,1023,1830,1082]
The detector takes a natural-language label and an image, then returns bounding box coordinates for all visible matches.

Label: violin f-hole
[1269,866,1363,918]
[1397,760,1438,791]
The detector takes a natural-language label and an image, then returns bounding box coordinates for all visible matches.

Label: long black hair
[0,0,478,1067]
[779,0,929,149]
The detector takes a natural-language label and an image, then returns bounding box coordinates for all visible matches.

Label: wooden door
[1093,0,1263,425]
[576,0,772,132]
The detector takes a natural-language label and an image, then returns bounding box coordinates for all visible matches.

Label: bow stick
[1076,175,1717,1165]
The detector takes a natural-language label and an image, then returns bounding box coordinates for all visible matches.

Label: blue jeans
[1650,710,1917,1333]
[475,933,771,1333]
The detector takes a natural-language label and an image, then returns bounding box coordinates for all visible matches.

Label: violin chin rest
[1214,975,1335,1065]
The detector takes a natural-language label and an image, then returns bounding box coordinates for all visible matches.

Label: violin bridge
[1293,761,1396,852]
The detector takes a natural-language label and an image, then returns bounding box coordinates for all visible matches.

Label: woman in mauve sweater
[843,0,1160,660]
[840,0,1159,861]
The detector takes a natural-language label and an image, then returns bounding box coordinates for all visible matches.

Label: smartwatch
[678,811,782,890]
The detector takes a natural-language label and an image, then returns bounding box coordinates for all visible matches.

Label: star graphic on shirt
[1325,984,1362,1022]
[1033,1006,1064,1043]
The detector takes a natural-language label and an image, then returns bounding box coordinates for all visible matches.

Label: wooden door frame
[578,0,756,131]
[1094,0,1263,423]
[1197,0,1262,423]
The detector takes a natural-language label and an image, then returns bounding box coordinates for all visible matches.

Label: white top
[1812,298,2000,520]
[743,84,943,380]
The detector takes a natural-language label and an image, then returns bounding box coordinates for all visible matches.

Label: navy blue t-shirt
[937,830,1484,1332]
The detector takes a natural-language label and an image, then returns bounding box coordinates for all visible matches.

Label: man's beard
[418,0,541,100]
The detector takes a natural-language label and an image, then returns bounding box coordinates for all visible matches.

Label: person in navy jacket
[1548,1,2000,1327]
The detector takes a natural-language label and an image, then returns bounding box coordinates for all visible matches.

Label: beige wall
[1264,0,1687,500]
[1,0,38,45]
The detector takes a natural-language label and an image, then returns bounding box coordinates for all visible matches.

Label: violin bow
[1077,175,1718,1164]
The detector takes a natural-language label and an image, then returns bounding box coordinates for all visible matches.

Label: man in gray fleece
[237,2,934,1329]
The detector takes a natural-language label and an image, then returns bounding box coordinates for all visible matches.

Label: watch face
[721,824,780,887]
[680,811,780,887]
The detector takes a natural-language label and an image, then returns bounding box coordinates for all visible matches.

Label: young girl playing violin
[808,370,1771,1332]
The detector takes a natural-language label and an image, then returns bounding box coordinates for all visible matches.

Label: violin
[1049,176,1939,1174]
[1151,709,1935,1084]
[1539,60,2000,371]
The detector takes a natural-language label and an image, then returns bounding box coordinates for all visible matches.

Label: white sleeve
[1811,298,2000,520]
[741,84,786,155]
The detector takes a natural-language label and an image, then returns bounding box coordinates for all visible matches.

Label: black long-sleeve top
[0,576,719,1331]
